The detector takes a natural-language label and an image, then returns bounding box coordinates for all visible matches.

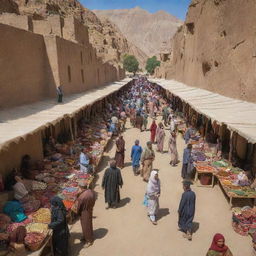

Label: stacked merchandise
[232,206,256,236]
[0,116,112,253]
[214,166,256,199]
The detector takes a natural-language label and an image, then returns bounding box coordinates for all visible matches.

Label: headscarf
[50,196,67,219]
[147,170,160,194]
[209,233,229,253]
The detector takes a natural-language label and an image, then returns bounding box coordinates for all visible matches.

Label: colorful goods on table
[216,168,256,198]
[24,232,46,251]
[26,223,48,235]
[232,206,256,236]
[32,208,51,224]
[196,165,216,173]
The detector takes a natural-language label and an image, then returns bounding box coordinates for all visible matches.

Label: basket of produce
[26,223,48,235]
[25,232,46,251]
[32,208,51,224]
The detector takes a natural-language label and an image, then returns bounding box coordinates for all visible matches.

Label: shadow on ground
[70,228,109,255]
[94,228,108,240]
[192,222,200,233]
[157,208,170,221]
[117,197,131,208]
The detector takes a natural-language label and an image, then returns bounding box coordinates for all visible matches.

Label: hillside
[11,0,148,66]
[94,7,183,57]
[155,0,256,102]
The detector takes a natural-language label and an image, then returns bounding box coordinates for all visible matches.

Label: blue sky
[81,0,191,20]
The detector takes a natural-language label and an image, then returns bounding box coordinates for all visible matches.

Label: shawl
[147,170,160,195]
[209,233,229,253]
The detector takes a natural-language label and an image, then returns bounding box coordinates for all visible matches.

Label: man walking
[131,140,143,176]
[141,141,155,182]
[178,180,196,241]
[181,144,193,179]
[102,160,123,209]
[115,135,125,169]
[77,182,96,248]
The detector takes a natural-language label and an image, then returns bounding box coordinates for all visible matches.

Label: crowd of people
[99,77,234,255]
[3,77,236,255]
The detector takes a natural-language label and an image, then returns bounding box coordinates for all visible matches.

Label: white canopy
[0,78,131,150]
[151,79,256,144]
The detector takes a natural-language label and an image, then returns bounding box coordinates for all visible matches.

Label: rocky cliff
[10,0,147,66]
[94,7,182,57]
[155,0,256,102]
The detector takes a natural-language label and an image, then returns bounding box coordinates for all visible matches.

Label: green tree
[123,55,139,75]
[145,56,161,75]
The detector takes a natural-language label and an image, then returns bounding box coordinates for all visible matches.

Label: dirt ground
[70,120,252,256]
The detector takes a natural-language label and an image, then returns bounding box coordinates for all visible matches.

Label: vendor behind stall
[20,155,38,180]
[13,176,40,214]
[79,149,93,174]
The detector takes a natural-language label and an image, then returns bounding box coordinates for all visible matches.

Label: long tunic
[178,190,196,233]
[77,189,96,243]
[141,147,155,181]
[131,145,143,167]
[157,128,166,152]
[169,134,178,164]
[182,148,193,179]
[49,208,69,256]
[102,167,123,205]
[150,122,157,143]
[115,138,125,168]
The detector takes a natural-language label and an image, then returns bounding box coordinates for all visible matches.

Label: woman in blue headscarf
[48,196,69,256]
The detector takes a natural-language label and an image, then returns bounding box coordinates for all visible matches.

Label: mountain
[94,7,183,57]
[155,0,256,102]
[11,0,148,67]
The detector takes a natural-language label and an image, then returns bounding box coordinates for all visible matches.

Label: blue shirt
[131,145,143,167]
[80,152,89,165]
[183,148,192,164]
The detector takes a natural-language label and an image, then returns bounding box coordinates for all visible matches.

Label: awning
[0,78,131,150]
[151,79,256,144]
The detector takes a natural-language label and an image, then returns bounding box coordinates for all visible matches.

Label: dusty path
[70,120,252,256]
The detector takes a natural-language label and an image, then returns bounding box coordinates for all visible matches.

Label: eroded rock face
[94,7,182,58]
[156,0,256,102]
[11,0,147,66]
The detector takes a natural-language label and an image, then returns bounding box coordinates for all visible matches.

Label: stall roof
[151,79,256,144]
[0,78,131,150]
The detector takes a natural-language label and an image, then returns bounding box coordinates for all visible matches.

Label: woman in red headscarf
[206,233,233,256]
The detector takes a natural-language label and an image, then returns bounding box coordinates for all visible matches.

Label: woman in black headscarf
[48,196,69,256]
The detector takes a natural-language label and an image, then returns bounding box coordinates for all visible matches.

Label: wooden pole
[229,131,234,162]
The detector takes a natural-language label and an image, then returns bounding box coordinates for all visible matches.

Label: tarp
[151,79,256,144]
[0,78,131,150]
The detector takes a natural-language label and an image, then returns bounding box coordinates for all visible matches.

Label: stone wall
[0,23,56,108]
[155,0,256,103]
[0,14,125,108]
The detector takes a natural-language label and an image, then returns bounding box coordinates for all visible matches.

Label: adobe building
[0,13,125,108]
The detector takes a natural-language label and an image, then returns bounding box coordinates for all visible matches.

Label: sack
[143,194,148,207]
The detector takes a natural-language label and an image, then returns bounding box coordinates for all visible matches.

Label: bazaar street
[70,119,252,256]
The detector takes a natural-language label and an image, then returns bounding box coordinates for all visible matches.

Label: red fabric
[150,122,157,143]
[209,233,229,253]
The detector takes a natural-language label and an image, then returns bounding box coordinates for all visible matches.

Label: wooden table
[218,179,256,209]
[28,230,53,256]
[194,167,215,188]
